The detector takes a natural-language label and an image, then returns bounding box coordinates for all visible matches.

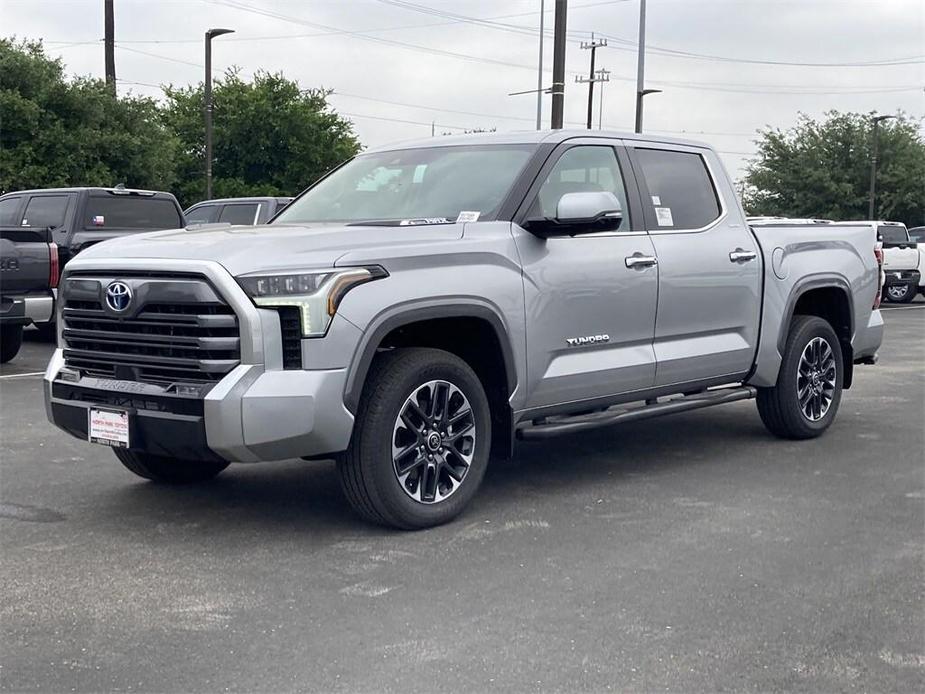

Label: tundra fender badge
[566,334,610,347]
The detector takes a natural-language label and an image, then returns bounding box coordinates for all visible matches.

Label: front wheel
[338,348,491,530]
[113,448,229,483]
[757,315,843,440]
[883,283,916,303]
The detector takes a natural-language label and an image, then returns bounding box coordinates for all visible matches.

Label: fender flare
[342,299,518,414]
[777,274,854,352]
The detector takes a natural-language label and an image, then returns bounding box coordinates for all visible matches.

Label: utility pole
[204,28,234,200]
[576,35,608,130]
[104,0,115,91]
[550,0,567,129]
[868,114,897,219]
[535,0,545,130]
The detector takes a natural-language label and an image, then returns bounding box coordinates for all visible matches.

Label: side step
[515,385,757,441]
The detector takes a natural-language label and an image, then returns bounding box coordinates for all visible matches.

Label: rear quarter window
[85,196,182,229]
[634,149,721,230]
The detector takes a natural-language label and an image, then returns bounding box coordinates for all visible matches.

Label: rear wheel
[0,324,24,363]
[884,283,916,303]
[113,448,229,483]
[338,348,491,529]
[757,315,843,440]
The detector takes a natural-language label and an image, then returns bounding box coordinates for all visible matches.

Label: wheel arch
[343,301,518,458]
[781,277,855,389]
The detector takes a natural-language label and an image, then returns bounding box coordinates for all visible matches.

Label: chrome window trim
[633,144,728,236]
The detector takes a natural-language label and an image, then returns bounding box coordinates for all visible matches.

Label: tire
[883,283,916,303]
[113,448,229,483]
[757,315,843,440]
[0,325,24,364]
[338,347,492,530]
[34,321,57,342]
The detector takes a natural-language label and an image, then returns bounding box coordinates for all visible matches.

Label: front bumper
[44,258,358,463]
[44,357,354,462]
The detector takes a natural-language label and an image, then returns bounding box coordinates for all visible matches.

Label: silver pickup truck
[44,131,884,529]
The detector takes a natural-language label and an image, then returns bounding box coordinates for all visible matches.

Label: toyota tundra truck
[44,131,884,529]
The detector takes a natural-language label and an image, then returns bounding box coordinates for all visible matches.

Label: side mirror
[525,191,623,238]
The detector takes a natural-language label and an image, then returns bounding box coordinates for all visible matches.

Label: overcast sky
[3,0,924,178]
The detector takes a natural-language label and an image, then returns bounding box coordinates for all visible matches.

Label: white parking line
[0,371,45,380]
[881,304,925,311]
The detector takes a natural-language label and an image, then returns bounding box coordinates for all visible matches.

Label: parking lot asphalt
[1,304,923,693]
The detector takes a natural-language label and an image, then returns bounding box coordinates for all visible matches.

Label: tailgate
[0,227,52,294]
[882,247,919,271]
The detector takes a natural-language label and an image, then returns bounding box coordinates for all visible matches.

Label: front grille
[61,274,241,386]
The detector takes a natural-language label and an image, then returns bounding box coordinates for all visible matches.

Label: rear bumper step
[516,385,758,441]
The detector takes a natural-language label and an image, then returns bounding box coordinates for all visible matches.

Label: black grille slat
[277,307,302,370]
[62,275,241,386]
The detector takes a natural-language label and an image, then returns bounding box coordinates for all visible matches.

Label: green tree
[743,111,925,225]
[162,70,361,207]
[0,38,178,194]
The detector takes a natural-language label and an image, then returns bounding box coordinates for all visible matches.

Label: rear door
[514,139,659,410]
[628,145,761,386]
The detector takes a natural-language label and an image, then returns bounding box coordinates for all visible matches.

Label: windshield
[273,145,534,225]
[908,227,925,243]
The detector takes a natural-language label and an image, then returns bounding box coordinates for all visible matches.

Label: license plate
[88,408,130,448]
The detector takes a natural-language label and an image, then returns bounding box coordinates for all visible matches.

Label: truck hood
[72,222,465,276]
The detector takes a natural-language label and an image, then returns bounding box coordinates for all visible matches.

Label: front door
[514,142,659,411]
[628,144,762,386]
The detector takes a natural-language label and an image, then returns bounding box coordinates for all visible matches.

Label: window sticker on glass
[651,195,661,205]
[456,210,480,223]
[655,207,674,226]
[92,215,105,226]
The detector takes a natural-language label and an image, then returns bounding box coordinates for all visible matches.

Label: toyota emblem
[105,281,132,312]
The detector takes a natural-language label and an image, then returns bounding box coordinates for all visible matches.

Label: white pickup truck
[873,221,920,303]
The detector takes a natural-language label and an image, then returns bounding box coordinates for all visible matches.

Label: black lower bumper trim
[49,398,227,464]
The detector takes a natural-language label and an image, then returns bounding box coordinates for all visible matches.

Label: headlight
[236,266,387,337]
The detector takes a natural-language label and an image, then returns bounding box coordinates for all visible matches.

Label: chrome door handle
[729,249,757,263]
[625,254,658,269]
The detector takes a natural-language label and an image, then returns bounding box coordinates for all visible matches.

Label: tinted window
[22,195,69,228]
[218,203,259,224]
[635,149,720,230]
[274,145,533,224]
[908,227,925,243]
[529,145,630,230]
[877,225,909,244]
[185,204,217,224]
[0,197,22,226]
[84,196,182,229]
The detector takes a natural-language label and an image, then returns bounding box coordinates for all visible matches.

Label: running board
[516,385,758,441]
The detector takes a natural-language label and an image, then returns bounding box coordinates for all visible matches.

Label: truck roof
[365,129,714,154]
[186,196,293,206]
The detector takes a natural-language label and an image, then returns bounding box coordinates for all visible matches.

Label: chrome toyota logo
[105,281,132,312]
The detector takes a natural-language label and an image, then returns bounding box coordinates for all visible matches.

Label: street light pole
[633,0,647,133]
[550,0,567,129]
[204,28,234,200]
[868,114,897,219]
[535,0,545,130]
